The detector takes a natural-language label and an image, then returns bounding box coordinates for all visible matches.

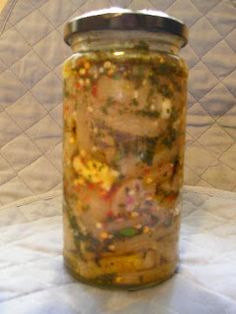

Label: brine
[63,48,188,289]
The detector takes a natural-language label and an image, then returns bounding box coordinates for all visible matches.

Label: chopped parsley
[136,110,160,118]
[134,40,150,51]
[118,227,138,238]
[162,128,178,148]
[101,96,116,114]
[140,137,158,165]
[131,98,139,107]
[95,273,117,285]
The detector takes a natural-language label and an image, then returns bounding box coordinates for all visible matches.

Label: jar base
[64,254,178,291]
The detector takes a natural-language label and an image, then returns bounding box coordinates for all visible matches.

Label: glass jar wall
[63,9,188,290]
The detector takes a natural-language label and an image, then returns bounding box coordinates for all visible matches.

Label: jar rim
[64,8,188,48]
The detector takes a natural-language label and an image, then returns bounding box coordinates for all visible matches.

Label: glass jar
[63,8,188,290]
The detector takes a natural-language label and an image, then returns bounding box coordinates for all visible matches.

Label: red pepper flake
[101,185,117,201]
[166,193,178,203]
[101,191,111,201]
[64,105,69,114]
[72,184,80,192]
[106,210,114,218]
[92,84,98,97]
[87,183,96,190]
[144,167,151,175]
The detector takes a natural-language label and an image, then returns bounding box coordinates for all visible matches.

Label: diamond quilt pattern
[0,187,236,312]
[0,0,235,206]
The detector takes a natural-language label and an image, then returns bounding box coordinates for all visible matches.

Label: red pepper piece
[87,183,96,190]
[92,84,97,97]
[166,192,178,204]
[144,167,151,175]
[64,105,69,114]
[101,191,111,201]
[106,210,114,218]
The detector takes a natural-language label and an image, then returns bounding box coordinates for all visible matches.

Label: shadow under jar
[63,8,188,290]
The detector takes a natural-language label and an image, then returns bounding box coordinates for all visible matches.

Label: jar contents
[63,49,187,289]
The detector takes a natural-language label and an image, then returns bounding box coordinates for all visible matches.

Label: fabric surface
[0,0,236,206]
[0,186,236,313]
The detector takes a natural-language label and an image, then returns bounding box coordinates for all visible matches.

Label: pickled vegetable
[63,47,187,289]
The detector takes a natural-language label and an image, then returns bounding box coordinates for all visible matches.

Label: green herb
[64,89,70,98]
[147,137,158,147]
[146,87,155,103]
[135,40,150,51]
[131,98,139,106]
[63,202,85,257]
[85,245,95,252]
[120,143,130,156]
[82,204,90,212]
[155,62,170,75]
[141,150,153,166]
[172,79,182,92]
[64,81,69,96]
[155,188,166,203]
[118,227,138,237]
[151,59,186,78]
[172,155,180,177]
[162,128,178,148]
[101,97,116,114]
[170,107,179,122]
[113,73,121,80]
[106,96,116,106]
[159,84,173,98]
[101,106,108,114]
[140,137,158,165]
[132,65,146,88]
[164,216,173,227]
[98,164,103,171]
[95,273,117,285]
[85,237,101,253]
[150,215,159,226]
[149,73,158,86]
[110,151,121,168]
[136,110,160,118]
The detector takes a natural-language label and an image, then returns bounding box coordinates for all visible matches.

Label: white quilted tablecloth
[0,186,236,314]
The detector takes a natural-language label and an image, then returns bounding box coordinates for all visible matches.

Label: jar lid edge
[64,8,188,47]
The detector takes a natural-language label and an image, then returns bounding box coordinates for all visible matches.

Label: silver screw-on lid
[64,8,188,47]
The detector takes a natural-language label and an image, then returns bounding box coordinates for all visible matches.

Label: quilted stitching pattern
[0,0,235,206]
[0,187,236,311]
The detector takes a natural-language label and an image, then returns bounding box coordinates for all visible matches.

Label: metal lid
[64,8,188,47]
